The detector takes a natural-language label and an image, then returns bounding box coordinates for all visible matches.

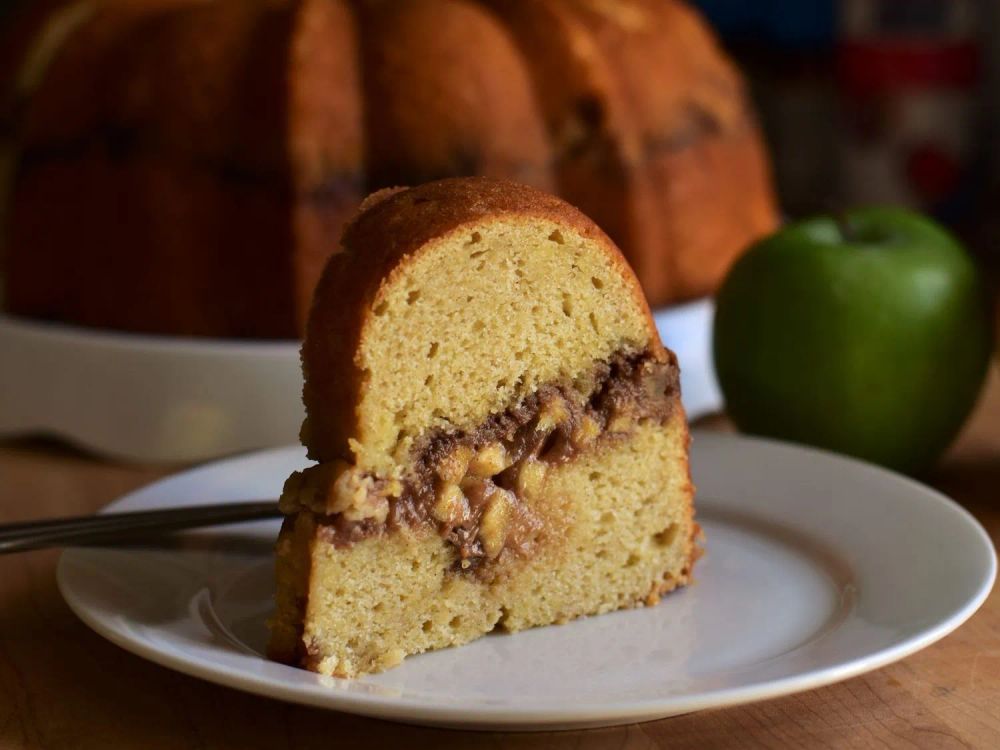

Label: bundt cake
[269,177,697,677]
[1,0,777,338]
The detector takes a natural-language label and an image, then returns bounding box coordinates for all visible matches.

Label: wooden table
[2,371,998,749]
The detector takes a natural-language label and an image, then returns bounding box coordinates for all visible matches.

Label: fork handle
[0,501,281,554]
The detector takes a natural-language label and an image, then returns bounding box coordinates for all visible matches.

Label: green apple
[713,207,992,474]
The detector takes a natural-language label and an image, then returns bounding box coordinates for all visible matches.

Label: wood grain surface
[1,369,997,749]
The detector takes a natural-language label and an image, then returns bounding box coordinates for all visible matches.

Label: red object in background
[905,142,961,204]
[837,0,980,218]
[839,39,978,95]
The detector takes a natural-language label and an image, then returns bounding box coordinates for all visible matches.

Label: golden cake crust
[357,0,554,190]
[303,176,666,463]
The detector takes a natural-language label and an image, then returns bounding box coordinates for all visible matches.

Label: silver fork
[0,501,281,554]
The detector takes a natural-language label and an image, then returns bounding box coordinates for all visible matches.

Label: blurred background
[696,0,998,274]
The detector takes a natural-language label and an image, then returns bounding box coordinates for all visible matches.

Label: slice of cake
[269,177,698,677]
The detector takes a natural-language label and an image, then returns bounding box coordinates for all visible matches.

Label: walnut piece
[279,461,390,523]
[468,443,509,477]
[432,483,468,524]
[536,394,570,431]
[479,487,515,558]
[513,459,547,498]
[330,465,389,523]
[436,445,473,484]
[571,414,601,448]
[606,404,635,434]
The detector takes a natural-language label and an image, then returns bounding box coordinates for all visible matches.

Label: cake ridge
[3,0,777,337]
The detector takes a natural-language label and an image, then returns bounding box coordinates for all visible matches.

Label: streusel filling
[280,348,678,572]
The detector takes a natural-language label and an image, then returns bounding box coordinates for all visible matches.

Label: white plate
[0,300,719,463]
[0,314,303,464]
[56,432,996,731]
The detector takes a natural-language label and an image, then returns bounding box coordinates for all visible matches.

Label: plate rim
[56,431,997,730]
